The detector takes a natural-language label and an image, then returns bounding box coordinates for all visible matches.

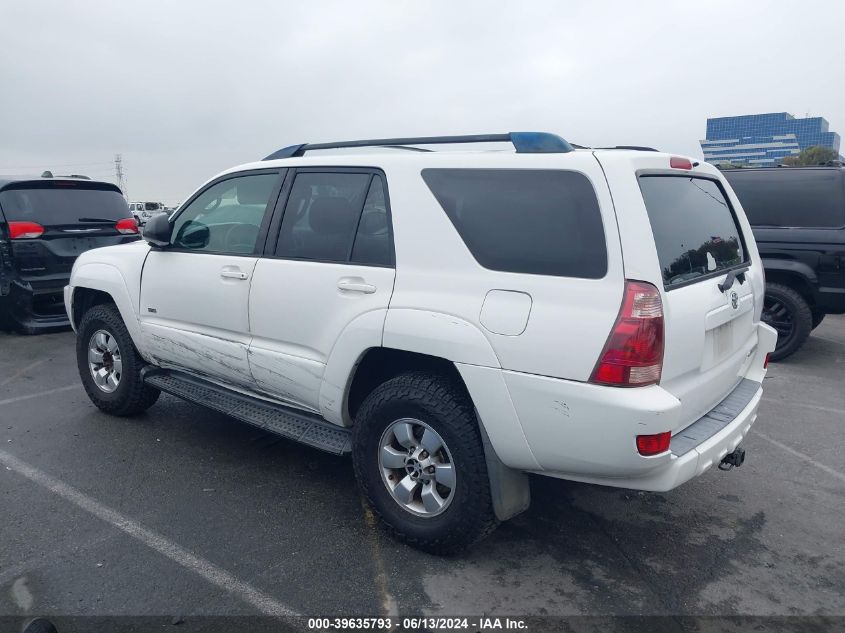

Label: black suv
[722,166,845,360]
[0,176,140,333]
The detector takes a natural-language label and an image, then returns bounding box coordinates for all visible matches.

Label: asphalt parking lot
[1,317,844,628]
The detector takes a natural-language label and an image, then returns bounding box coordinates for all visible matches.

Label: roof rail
[595,145,659,152]
[262,132,573,160]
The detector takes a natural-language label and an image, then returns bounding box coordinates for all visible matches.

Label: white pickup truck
[65,133,776,553]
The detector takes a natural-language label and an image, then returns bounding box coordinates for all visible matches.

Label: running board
[142,369,352,455]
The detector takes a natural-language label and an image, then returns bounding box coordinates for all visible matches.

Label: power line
[0,161,113,169]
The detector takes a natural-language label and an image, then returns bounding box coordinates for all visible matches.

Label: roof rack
[263,132,573,160]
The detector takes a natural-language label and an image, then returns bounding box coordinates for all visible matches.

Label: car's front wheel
[352,371,498,554]
[76,303,160,416]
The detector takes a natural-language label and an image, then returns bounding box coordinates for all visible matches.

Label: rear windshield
[723,169,845,228]
[639,176,746,289]
[0,182,128,225]
[144,202,161,211]
[422,168,607,278]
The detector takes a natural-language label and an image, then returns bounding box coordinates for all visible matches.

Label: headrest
[236,180,271,205]
[308,197,356,235]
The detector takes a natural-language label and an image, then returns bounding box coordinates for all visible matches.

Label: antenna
[114,154,127,198]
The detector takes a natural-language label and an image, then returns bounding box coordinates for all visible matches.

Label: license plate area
[701,310,754,370]
[711,321,733,362]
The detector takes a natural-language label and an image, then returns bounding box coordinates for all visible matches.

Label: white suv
[64,133,776,553]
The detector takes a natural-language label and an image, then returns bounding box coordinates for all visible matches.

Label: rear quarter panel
[383,152,624,382]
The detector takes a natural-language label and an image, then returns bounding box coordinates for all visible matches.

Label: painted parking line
[761,397,845,418]
[0,449,298,616]
[0,384,80,407]
[755,432,845,485]
[0,358,46,387]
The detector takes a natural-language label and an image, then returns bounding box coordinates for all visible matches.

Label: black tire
[76,303,160,416]
[23,618,59,633]
[352,371,498,554]
[811,309,825,330]
[762,283,812,361]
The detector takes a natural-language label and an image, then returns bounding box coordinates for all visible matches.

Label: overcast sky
[1,0,842,203]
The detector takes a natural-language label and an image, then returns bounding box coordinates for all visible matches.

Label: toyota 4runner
[65,133,777,553]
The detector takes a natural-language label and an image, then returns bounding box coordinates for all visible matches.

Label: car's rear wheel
[352,371,498,554]
[76,303,160,416]
[762,283,812,361]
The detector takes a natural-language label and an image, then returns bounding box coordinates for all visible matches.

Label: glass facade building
[700,112,842,166]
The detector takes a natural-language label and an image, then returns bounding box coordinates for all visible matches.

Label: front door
[248,169,396,412]
[139,170,283,387]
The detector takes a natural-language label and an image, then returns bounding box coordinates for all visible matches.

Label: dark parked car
[0,176,140,333]
[722,166,845,360]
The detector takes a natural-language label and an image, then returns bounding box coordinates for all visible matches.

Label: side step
[142,369,351,455]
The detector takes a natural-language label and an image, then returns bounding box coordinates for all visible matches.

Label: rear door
[247,168,396,413]
[596,152,765,429]
[0,180,138,287]
[636,166,761,426]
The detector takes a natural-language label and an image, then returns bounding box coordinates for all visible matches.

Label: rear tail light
[670,156,693,170]
[115,218,139,234]
[8,221,45,239]
[590,280,664,387]
[764,353,770,369]
[636,431,671,456]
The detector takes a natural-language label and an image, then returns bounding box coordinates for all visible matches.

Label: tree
[781,145,840,166]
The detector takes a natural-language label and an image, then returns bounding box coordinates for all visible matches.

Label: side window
[276,172,372,262]
[726,170,845,228]
[171,173,278,254]
[351,175,391,266]
[422,168,607,278]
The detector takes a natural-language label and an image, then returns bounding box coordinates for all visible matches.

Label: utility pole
[114,154,127,199]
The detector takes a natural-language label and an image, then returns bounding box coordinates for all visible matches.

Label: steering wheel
[223,224,258,253]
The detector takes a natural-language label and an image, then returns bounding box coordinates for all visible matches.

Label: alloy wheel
[378,418,456,517]
[88,329,122,393]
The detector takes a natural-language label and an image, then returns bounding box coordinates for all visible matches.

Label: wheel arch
[347,348,532,522]
[69,263,142,347]
[762,259,818,306]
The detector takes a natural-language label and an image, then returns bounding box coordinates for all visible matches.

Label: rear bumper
[465,322,777,492]
[537,380,762,492]
[0,278,70,332]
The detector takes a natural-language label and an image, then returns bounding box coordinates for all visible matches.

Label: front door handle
[220,269,249,280]
[337,278,376,294]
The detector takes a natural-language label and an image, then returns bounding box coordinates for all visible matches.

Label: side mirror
[142,213,171,248]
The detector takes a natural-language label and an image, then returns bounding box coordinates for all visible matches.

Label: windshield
[0,182,129,225]
[639,175,746,288]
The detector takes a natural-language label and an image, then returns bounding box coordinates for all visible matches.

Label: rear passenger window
[421,169,607,278]
[724,169,845,228]
[276,172,372,262]
[639,176,746,289]
[351,176,391,266]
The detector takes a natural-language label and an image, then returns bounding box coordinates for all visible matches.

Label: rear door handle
[220,270,249,280]
[337,278,376,294]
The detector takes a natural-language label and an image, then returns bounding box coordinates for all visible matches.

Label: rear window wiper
[718,265,750,292]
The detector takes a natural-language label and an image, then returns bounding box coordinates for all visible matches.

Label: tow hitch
[719,446,746,471]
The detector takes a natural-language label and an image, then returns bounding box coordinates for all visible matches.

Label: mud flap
[478,420,531,521]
